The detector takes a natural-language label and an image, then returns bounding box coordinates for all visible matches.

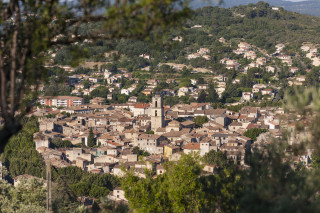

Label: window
[117,195,119,198]
[155,110,158,116]
[155,101,158,108]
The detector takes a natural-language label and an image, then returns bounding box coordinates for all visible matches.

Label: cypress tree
[87,128,95,147]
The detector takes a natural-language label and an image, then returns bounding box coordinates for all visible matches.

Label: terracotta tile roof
[246,123,259,129]
[168,120,180,125]
[106,141,123,147]
[134,103,150,109]
[229,122,243,127]
[181,120,195,126]
[183,143,200,150]
[238,115,247,119]
[162,131,185,137]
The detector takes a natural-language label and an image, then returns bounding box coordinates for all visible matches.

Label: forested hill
[186,2,320,52]
[191,0,320,17]
[54,2,320,67]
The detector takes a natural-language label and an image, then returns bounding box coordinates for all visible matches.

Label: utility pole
[46,159,52,213]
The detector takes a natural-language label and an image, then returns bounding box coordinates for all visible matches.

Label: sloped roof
[134,103,150,109]
[183,143,200,150]
[181,120,195,126]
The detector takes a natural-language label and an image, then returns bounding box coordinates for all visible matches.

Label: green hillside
[54,2,320,66]
[188,2,320,51]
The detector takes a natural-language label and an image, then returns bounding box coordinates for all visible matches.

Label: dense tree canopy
[0,178,46,213]
[122,154,205,212]
[1,117,45,178]
[123,143,320,213]
[203,150,228,168]
[90,86,109,99]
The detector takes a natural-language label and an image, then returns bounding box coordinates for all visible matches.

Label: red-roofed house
[262,89,273,96]
[133,103,150,116]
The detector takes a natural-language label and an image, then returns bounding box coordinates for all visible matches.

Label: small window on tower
[155,101,158,108]
[155,110,158,116]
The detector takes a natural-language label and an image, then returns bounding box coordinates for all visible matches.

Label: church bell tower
[151,95,164,130]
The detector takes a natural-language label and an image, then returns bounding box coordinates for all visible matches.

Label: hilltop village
[31,36,319,180]
[35,94,280,167]
[3,3,320,208]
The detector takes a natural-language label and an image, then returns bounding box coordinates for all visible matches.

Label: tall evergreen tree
[206,84,219,103]
[87,128,95,147]
[198,90,207,103]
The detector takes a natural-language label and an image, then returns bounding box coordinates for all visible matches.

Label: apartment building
[39,96,84,107]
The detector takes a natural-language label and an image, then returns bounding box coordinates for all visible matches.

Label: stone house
[135,134,166,154]
[183,143,200,155]
[108,187,128,202]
